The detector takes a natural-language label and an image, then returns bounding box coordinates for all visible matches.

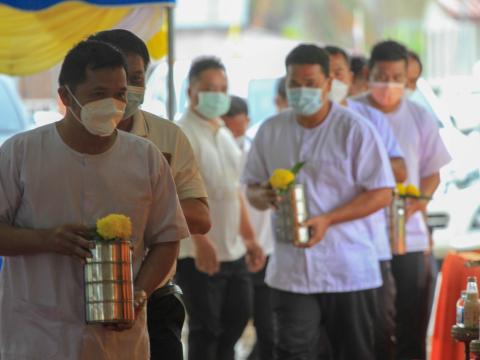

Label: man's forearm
[414,172,441,216]
[134,241,179,297]
[391,157,408,183]
[180,197,211,235]
[239,191,255,242]
[0,223,47,255]
[325,188,392,225]
[246,185,270,210]
[420,172,440,197]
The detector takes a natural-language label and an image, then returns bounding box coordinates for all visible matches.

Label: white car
[429,176,480,259]
[0,75,34,145]
[0,75,34,270]
[412,79,480,258]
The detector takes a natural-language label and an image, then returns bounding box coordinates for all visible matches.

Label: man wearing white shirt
[355,40,451,360]
[326,44,407,360]
[243,44,395,360]
[176,57,265,360]
[222,96,275,360]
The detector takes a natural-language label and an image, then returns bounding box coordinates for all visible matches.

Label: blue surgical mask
[123,85,145,120]
[195,91,231,119]
[286,87,323,116]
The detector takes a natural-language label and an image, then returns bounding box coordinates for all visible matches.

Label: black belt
[150,280,183,300]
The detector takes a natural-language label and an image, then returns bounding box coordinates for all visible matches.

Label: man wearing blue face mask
[176,56,266,360]
[0,40,188,359]
[88,29,212,360]
[243,44,395,360]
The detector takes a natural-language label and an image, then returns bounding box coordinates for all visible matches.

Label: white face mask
[329,79,349,103]
[66,87,126,137]
[123,85,145,120]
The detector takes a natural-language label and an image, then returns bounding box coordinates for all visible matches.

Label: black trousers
[247,257,274,360]
[147,284,186,360]
[374,260,397,360]
[392,252,431,360]
[176,257,252,360]
[272,288,376,360]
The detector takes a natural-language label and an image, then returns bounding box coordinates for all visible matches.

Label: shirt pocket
[9,299,62,359]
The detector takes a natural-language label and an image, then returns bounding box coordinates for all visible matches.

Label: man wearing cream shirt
[90,30,211,360]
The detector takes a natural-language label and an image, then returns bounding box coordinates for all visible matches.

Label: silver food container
[84,240,134,324]
[275,184,310,245]
[387,193,407,255]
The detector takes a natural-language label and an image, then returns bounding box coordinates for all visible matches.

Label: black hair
[88,29,150,69]
[58,40,127,91]
[350,55,368,77]
[408,50,423,75]
[188,56,226,83]
[285,44,330,76]
[325,45,350,67]
[224,95,248,117]
[276,76,286,100]
[369,40,408,69]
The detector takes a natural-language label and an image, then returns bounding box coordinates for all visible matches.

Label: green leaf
[290,161,306,175]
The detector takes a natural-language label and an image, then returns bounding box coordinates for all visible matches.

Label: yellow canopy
[0,2,167,76]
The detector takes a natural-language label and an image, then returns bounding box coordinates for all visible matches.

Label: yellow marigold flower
[270,169,295,190]
[96,214,132,241]
[396,183,406,196]
[406,184,421,198]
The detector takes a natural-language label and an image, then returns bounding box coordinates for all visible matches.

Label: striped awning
[0,0,174,11]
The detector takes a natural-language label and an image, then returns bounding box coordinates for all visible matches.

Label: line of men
[0,29,450,360]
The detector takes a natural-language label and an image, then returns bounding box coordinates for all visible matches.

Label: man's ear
[58,86,71,108]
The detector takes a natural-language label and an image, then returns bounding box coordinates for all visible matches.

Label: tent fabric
[0,2,167,75]
[0,0,174,11]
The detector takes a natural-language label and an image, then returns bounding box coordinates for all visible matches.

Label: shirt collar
[186,109,225,133]
[130,111,148,138]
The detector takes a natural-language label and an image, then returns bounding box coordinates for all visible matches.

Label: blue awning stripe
[0,0,175,11]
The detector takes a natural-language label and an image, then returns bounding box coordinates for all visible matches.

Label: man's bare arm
[180,197,211,235]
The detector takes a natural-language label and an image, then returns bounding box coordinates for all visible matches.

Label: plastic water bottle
[456,290,467,326]
[464,277,480,329]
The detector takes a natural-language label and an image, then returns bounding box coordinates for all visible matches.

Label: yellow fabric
[146,13,168,60]
[0,2,168,76]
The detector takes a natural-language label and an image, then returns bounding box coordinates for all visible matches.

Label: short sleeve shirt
[238,137,274,256]
[177,110,246,262]
[131,111,207,200]
[242,103,395,293]
[347,99,404,260]
[0,124,188,359]
[347,99,403,158]
[355,94,452,252]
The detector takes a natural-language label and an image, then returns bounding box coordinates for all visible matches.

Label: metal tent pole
[166,5,175,121]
